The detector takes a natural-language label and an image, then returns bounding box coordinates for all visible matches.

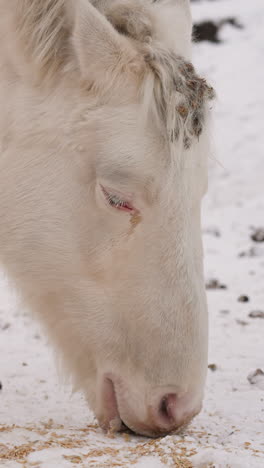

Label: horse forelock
[139,44,215,151]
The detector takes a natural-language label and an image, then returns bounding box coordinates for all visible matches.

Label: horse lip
[99,374,123,433]
[98,374,152,436]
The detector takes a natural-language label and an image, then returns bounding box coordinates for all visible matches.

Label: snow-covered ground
[1,0,264,467]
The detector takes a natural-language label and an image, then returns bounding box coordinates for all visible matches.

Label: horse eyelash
[107,193,125,208]
[101,186,129,209]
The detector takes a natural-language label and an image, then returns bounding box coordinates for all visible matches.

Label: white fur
[0,0,212,436]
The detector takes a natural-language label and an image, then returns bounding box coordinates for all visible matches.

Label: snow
[1,0,264,466]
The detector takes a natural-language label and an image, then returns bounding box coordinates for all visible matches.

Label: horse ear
[71,0,140,84]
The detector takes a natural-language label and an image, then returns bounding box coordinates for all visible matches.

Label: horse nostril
[158,393,177,424]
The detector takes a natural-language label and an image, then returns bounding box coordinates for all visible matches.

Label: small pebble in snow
[238,295,249,303]
[208,364,217,371]
[236,319,249,326]
[251,228,264,243]
[247,368,264,385]
[0,381,2,390]
[204,226,221,237]
[248,310,264,319]
[206,278,227,290]
[239,247,257,258]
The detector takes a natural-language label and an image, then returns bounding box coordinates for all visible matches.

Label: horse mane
[3,0,214,148]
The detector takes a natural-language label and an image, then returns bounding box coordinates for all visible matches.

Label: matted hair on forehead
[141,45,215,150]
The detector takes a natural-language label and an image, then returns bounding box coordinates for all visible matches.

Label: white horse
[0,0,214,437]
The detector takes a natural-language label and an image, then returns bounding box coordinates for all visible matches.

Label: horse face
[78,104,209,436]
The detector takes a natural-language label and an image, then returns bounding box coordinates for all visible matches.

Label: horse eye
[101,186,133,212]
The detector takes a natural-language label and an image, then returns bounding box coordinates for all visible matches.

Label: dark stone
[247,369,264,385]
[248,310,264,319]
[206,278,227,290]
[193,21,220,43]
[193,17,243,44]
[251,228,264,243]
[238,295,250,303]
[208,364,217,371]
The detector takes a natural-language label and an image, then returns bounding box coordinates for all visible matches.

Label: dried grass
[0,422,195,467]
